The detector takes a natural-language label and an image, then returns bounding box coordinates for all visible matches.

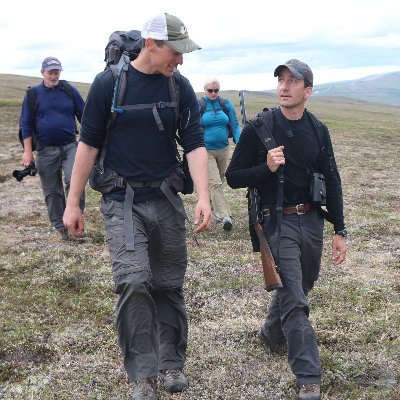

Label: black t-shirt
[81,65,204,201]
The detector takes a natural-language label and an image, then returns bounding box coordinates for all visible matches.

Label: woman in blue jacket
[198,78,241,230]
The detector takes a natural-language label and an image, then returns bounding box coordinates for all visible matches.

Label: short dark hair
[141,38,164,48]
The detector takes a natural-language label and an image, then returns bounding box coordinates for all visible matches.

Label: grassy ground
[0,81,399,399]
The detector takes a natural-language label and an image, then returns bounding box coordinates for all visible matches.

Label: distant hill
[0,74,91,100]
[312,71,400,107]
[263,71,400,107]
[2,71,399,107]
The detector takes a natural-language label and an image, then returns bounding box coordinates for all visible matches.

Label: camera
[13,162,38,182]
[310,172,326,205]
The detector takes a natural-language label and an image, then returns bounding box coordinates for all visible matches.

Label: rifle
[238,90,283,292]
[249,187,283,291]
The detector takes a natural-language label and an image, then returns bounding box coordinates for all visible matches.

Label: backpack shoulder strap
[59,80,73,98]
[169,69,180,130]
[305,109,325,149]
[96,58,130,169]
[218,96,229,117]
[305,109,322,128]
[198,97,206,116]
[248,108,277,151]
[107,53,130,128]
[59,79,79,132]
[26,86,37,116]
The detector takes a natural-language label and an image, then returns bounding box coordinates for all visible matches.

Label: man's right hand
[267,145,285,172]
[63,142,100,238]
[22,138,34,167]
[22,151,34,168]
[63,205,85,238]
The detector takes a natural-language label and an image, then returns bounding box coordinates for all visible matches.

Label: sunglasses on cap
[206,88,219,93]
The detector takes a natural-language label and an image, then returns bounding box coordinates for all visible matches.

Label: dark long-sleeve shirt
[20,81,84,146]
[225,109,345,232]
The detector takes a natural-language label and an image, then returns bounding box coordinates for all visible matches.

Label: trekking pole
[239,90,247,128]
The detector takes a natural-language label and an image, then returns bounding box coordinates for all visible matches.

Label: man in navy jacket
[20,56,85,240]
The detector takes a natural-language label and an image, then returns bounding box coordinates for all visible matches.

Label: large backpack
[103,30,181,132]
[18,80,77,151]
[198,96,236,141]
[104,30,142,68]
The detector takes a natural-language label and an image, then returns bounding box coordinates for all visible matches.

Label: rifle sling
[248,110,284,264]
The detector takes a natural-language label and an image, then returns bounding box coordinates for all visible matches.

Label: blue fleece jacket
[20,81,84,146]
[199,96,241,150]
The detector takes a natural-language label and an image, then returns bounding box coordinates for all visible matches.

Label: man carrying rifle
[225,60,347,400]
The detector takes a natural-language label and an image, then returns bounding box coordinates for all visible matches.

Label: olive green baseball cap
[141,13,201,54]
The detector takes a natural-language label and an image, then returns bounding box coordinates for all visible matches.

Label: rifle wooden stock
[249,187,283,292]
[253,220,283,291]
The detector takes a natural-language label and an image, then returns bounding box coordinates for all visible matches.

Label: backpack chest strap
[114,101,177,131]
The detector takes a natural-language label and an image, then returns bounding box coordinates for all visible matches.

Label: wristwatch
[335,229,348,238]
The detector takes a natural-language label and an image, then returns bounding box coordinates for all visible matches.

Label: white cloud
[1,0,400,92]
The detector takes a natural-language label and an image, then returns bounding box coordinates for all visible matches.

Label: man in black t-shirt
[63,13,211,400]
[226,60,347,400]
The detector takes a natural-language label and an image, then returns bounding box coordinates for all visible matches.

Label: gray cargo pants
[36,141,85,231]
[101,195,188,381]
[261,208,324,386]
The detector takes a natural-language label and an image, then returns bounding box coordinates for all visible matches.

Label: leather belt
[262,203,315,216]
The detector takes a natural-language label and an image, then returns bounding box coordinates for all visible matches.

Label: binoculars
[310,172,327,206]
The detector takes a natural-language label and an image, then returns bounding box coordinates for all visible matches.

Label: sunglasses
[206,88,220,93]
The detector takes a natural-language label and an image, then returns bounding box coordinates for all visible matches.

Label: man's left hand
[332,235,347,265]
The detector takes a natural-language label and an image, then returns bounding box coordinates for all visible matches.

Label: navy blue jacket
[20,81,84,146]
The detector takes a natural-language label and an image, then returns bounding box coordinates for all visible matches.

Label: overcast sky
[1,0,399,92]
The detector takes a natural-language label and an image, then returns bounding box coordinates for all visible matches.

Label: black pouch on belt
[89,162,126,193]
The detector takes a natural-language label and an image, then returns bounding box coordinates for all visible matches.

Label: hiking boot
[222,216,233,231]
[160,369,188,393]
[132,377,157,400]
[257,329,287,355]
[59,228,69,241]
[298,383,321,400]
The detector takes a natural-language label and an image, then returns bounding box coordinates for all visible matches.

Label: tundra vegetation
[0,74,399,399]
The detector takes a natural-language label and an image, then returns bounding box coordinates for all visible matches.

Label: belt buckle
[296,204,306,215]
